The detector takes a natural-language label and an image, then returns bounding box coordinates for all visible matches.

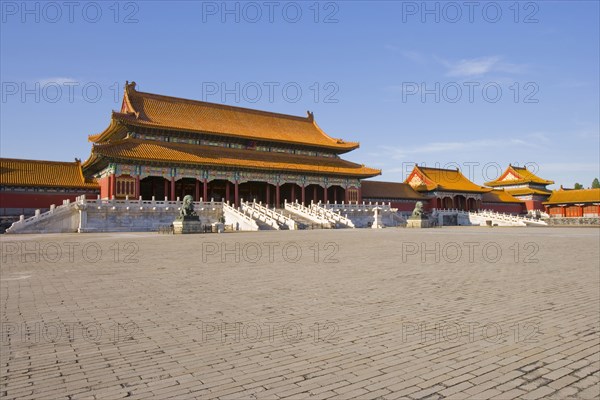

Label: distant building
[481,190,525,214]
[543,188,600,217]
[360,180,425,212]
[405,165,491,211]
[485,165,553,211]
[0,158,98,216]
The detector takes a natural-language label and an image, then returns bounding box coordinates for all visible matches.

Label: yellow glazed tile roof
[406,166,489,193]
[0,158,98,189]
[361,180,425,200]
[505,187,551,196]
[543,188,600,205]
[90,82,359,152]
[486,165,554,187]
[482,189,524,203]
[86,138,381,178]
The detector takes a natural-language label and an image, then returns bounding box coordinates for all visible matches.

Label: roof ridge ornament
[307,110,314,122]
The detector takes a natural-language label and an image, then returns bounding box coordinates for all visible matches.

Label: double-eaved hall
[85,82,380,206]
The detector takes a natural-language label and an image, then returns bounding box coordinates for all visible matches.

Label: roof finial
[307,111,314,122]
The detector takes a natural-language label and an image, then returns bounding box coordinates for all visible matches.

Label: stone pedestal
[173,218,203,234]
[406,218,431,228]
[372,207,383,229]
[212,222,224,233]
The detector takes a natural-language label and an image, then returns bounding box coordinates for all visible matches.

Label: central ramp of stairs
[241,201,297,230]
[280,201,336,229]
[276,208,329,230]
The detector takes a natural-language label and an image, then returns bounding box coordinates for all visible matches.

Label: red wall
[524,199,545,211]
[547,205,600,217]
[390,201,419,212]
[0,190,98,215]
[97,176,110,199]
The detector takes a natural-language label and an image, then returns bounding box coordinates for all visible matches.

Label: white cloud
[400,50,427,64]
[435,56,528,78]
[37,77,78,86]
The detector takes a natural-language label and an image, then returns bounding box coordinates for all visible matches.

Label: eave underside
[82,139,380,180]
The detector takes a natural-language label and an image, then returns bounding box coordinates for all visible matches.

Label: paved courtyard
[1,227,599,399]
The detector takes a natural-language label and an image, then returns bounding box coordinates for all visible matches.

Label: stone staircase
[283,201,333,229]
[276,208,329,229]
[222,202,260,231]
[5,199,81,234]
[433,209,549,227]
[309,203,355,228]
[241,201,297,230]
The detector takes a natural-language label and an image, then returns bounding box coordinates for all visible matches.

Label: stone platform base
[406,219,431,228]
[173,220,204,234]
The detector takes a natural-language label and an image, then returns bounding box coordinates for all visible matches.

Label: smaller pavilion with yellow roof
[0,158,98,217]
[485,164,554,211]
[543,188,600,217]
[403,165,526,213]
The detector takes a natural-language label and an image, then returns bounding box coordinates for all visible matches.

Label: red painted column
[195,179,200,201]
[110,174,117,199]
[203,178,208,200]
[266,184,271,206]
[276,184,280,207]
[234,180,239,206]
[324,186,328,203]
[225,181,230,204]
[333,187,337,202]
[170,177,175,201]
[344,187,348,203]
[301,185,305,205]
[164,180,169,200]
[313,186,317,203]
[135,175,140,198]
[357,186,362,203]
[106,175,112,199]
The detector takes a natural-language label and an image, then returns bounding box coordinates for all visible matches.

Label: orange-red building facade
[544,189,600,217]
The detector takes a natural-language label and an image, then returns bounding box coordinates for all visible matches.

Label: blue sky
[1,0,598,188]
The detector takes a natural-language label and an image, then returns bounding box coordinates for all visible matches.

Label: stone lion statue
[179,195,198,218]
[411,201,424,218]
